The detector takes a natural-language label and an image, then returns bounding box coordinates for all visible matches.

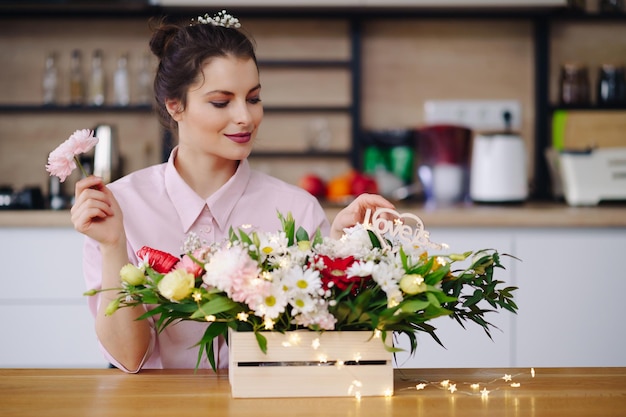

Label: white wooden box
[228,329,393,398]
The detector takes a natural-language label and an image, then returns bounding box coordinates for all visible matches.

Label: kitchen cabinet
[514,228,626,368]
[0,227,108,367]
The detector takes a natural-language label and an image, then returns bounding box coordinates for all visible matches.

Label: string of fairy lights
[396,368,536,399]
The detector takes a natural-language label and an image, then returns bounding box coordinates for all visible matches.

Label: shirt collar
[164,147,251,234]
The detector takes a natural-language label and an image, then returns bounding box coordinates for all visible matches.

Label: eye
[210,101,228,109]
[248,96,262,105]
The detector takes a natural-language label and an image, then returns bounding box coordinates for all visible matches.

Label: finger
[356,193,395,209]
[75,175,105,195]
[71,206,112,234]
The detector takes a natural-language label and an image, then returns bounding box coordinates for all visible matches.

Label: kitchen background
[1,1,625,369]
[1,1,625,206]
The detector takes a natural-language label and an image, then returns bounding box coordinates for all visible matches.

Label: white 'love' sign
[362,208,441,250]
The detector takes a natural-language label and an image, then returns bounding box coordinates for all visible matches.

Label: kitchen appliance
[0,186,45,210]
[469,132,528,203]
[362,129,415,197]
[93,124,121,184]
[558,147,626,206]
[416,124,472,204]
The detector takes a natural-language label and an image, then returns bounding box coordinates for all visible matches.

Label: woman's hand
[330,193,395,239]
[70,176,124,248]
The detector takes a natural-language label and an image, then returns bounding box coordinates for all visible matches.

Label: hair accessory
[195,10,241,29]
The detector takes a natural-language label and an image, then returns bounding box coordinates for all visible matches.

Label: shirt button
[202,225,212,234]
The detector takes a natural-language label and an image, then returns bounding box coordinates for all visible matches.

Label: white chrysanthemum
[257,231,288,258]
[372,261,404,293]
[283,266,321,295]
[346,260,376,277]
[289,291,317,315]
[284,244,311,266]
[254,281,288,320]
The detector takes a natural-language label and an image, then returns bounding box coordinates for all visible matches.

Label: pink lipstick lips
[225,132,252,144]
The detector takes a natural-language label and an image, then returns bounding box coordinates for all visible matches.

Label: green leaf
[426,292,441,308]
[255,332,268,354]
[295,226,310,242]
[167,302,199,313]
[463,289,484,307]
[190,296,240,319]
[312,228,323,247]
[193,322,228,371]
[424,264,449,286]
[399,298,430,313]
[238,229,253,245]
[367,230,382,249]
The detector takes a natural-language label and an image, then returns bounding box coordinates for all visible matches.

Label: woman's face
[172,55,263,163]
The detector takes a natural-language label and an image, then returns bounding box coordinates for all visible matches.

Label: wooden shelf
[0,104,154,113]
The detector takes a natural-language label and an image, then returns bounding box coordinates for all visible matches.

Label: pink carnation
[176,250,207,278]
[45,129,99,182]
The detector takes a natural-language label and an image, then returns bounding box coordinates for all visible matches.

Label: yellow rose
[399,274,427,295]
[157,269,194,302]
[120,264,146,286]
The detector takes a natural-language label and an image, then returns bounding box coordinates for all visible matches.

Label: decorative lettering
[363,208,441,251]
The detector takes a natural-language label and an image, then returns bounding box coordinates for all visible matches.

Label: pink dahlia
[45,129,99,182]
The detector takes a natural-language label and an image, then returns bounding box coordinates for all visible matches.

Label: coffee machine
[92,124,121,184]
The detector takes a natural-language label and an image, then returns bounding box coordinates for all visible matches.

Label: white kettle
[469,133,528,203]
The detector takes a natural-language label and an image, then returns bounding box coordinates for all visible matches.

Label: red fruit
[136,246,179,274]
[299,174,327,198]
[350,171,378,196]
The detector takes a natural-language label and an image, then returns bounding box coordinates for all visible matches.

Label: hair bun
[149,20,180,60]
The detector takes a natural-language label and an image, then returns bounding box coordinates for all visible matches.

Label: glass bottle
[42,52,58,105]
[597,64,626,105]
[69,49,85,106]
[113,53,130,106]
[559,63,590,105]
[136,53,153,106]
[88,49,105,106]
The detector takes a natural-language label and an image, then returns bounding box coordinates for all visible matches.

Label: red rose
[137,246,179,274]
[315,254,367,295]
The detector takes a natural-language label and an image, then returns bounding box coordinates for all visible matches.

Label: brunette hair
[148,16,258,133]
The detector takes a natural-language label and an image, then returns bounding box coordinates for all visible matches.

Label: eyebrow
[205,84,262,97]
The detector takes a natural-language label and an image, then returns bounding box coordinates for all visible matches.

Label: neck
[174,147,239,199]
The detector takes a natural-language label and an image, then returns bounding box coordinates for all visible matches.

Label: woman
[71,11,393,373]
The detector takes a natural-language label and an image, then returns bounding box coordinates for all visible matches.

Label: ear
[165,99,183,121]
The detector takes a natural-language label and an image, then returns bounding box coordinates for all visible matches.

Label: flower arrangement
[87,208,518,371]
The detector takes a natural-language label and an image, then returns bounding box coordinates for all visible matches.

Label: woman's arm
[330,193,395,239]
[71,176,152,372]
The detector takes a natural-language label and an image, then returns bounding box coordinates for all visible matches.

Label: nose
[232,100,253,126]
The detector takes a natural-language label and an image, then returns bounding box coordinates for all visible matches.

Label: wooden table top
[1,367,625,417]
